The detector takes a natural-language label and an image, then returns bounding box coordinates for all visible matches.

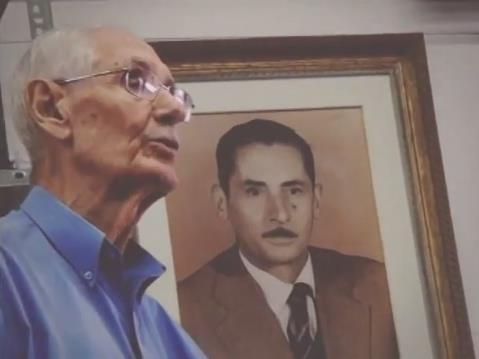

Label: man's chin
[120,164,179,194]
[143,169,178,194]
[262,245,308,265]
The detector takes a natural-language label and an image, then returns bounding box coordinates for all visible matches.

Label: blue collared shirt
[0,186,206,359]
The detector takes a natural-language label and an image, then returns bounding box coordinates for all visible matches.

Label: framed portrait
[138,34,473,358]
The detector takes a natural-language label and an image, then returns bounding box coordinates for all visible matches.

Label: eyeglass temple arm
[55,68,128,85]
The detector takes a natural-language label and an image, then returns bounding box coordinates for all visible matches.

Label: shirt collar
[21,186,165,294]
[122,239,166,300]
[21,186,106,286]
[100,237,166,301]
[239,249,316,315]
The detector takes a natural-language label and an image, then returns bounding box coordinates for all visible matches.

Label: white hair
[10,28,98,165]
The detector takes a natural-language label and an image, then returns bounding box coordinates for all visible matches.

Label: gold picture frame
[150,33,474,359]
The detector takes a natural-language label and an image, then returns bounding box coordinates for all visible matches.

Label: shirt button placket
[132,310,144,358]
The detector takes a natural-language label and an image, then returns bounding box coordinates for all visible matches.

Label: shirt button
[83,271,93,280]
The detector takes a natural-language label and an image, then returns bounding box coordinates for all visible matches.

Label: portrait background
[166,108,384,281]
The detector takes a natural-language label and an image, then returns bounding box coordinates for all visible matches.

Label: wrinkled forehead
[87,28,173,81]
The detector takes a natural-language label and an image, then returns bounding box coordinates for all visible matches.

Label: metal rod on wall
[26,0,53,39]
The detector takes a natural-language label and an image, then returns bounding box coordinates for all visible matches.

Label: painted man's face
[224,143,320,274]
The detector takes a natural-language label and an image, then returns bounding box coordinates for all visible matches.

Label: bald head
[10,27,163,169]
[87,27,172,85]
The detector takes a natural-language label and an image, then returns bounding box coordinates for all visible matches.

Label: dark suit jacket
[178,246,398,359]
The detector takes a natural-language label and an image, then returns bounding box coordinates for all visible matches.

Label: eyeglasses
[54,60,194,122]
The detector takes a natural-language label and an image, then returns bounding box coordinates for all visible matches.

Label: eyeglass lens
[123,65,193,122]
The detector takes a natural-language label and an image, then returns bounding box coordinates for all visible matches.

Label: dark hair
[216,119,315,196]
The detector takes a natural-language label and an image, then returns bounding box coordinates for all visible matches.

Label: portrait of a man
[172,117,399,359]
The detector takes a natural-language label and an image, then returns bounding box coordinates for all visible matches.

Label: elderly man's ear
[26,79,71,140]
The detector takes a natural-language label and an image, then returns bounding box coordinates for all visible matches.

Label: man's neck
[240,248,309,284]
[35,168,160,254]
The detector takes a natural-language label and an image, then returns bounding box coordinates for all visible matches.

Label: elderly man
[0,27,206,358]
[178,119,398,359]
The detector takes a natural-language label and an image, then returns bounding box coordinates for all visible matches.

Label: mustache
[262,227,298,238]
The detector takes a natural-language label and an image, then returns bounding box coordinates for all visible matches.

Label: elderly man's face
[224,143,320,274]
[62,28,185,192]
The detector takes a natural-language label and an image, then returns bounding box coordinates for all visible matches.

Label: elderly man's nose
[152,94,187,125]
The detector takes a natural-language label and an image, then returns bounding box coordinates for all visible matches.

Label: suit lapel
[313,248,371,359]
[212,250,293,359]
[209,247,372,359]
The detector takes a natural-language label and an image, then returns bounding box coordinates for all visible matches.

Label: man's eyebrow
[163,76,175,87]
[130,57,151,69]
[130,57,175,85]
[242,179,266,187]
[282,180,307,187]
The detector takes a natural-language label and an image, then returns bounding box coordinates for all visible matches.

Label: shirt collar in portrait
[239,249,316,315]
[21,185,165,294]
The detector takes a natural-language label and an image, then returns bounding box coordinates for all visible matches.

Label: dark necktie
[287,282,323,359]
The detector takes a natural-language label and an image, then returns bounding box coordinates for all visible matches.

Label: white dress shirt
[239,250,317,340]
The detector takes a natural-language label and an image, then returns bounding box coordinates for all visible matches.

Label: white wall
[426,35,479,357]
[1,0,478,356]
